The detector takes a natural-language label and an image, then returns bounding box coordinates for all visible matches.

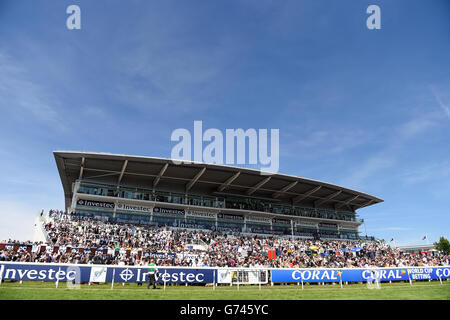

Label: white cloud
[430,85,450,120]
[398,116,437,140]
[0,51,66,131]
[113,31,243,116]
[281,127,370,159]
[381,227,411,231]
[340,109,442,189]
[399,161,450,185]
[342,155,394,188]
[0,200,38,242]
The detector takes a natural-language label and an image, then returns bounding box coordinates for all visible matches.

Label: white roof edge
[53,150,383,203]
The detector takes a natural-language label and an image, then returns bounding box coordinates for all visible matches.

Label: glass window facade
[75,180,361,224]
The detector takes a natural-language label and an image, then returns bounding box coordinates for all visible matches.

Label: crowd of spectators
[1,210,448,269]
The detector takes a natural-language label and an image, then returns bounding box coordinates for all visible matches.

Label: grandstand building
[53,151,383,240]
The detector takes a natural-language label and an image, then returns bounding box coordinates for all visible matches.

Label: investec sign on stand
[272,218,290,225]
[116,203,153,214]
[186,210,216,219]
[77,199,115,209]
[153,207,185,216]
[218,213,244,221]
[77,199,154,215]
[77,198,221,219]
[246,216,271,223]
[77,199,154,214]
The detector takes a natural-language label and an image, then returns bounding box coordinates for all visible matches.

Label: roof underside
[54,151,383,212]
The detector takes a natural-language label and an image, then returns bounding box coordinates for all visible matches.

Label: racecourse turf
[0,281,449,300]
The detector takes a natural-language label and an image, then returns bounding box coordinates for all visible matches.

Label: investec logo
[3,267,77,281]
[116,203,153,213]
[171,121,279,175]
[119,268,135,282]
[77,199,114,209]
[118,268,206,283]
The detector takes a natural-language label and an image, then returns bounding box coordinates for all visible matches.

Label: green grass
[0,281,448,300]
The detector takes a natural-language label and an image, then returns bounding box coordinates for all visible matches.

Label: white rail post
[238,269,241,290]
[301,272,304,290]
[0,265,4,286]
[258,269,261,291]
[111,268,115,290]
[55,267,61,288]
[408,268,412,286]
[213,269,216,291]
[163,268,166,291]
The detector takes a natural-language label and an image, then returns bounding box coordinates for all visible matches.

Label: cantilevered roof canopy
[54,151,383,212]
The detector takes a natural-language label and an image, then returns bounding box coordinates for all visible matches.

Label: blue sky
[0,0,449,245]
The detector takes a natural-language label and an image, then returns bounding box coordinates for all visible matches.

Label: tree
[433,237,450,254]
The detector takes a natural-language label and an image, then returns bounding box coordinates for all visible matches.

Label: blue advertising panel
[108,267,215,284]
[0,263,216,284]
[271,267,450,283]
[1,263,449,284]
[0,263,92,282]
